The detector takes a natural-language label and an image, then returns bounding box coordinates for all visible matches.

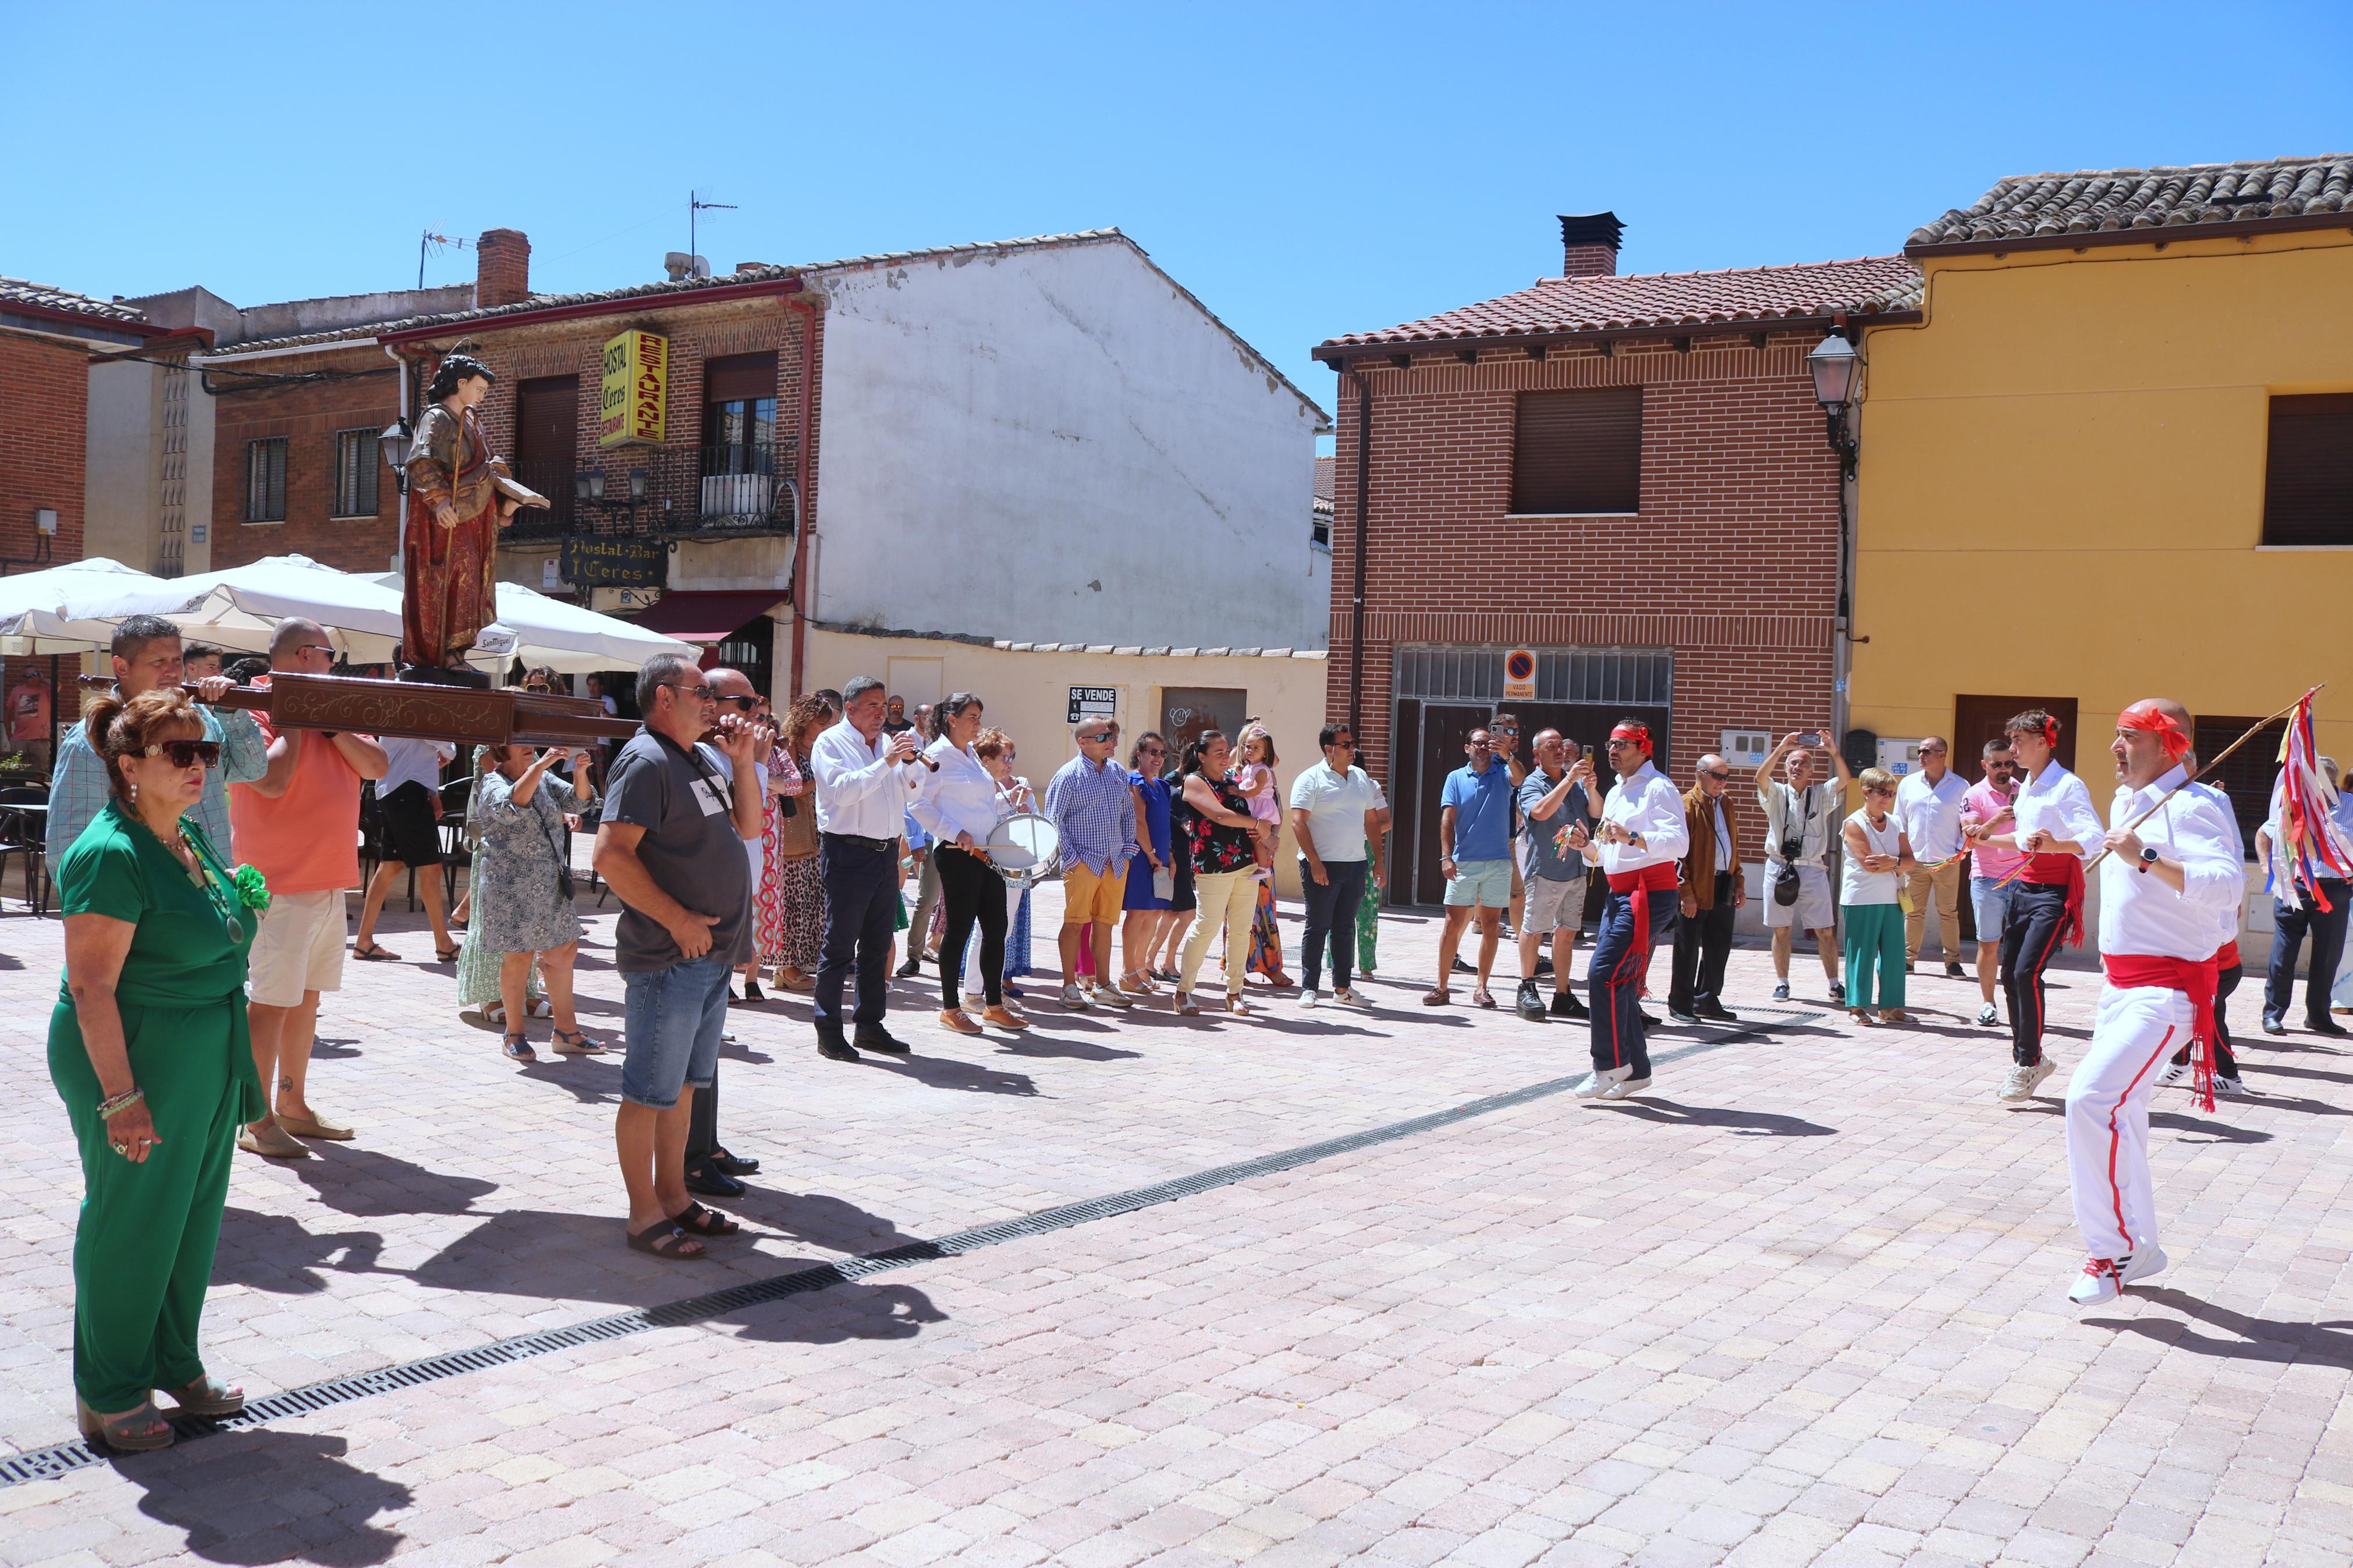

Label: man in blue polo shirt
[1424,725,1516,1008]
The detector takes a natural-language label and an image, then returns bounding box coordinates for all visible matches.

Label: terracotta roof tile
[1908,154,2353,250]
[1314,455,1335,510]
[0,277,148,323]
[1321,255,1921,350]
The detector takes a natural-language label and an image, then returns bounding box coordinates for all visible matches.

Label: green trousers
[1357,877,1380,973]
[1842,902,1907,1011]
[49,998,240,1413]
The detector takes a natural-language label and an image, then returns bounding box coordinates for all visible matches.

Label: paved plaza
[1,884,2350,1567]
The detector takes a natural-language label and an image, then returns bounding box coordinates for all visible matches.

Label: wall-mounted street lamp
[1806,334,1863,478]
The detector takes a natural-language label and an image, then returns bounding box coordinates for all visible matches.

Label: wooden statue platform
[80,673,640,749]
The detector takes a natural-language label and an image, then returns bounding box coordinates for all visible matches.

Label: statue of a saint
[401,353,517,675]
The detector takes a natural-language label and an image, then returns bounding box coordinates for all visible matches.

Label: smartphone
[1581,744,1595,760]
[1795,731,1822,748]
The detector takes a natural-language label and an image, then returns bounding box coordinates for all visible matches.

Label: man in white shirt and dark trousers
[1574,721,1690,1101]
[1971,709,2107,1103]
[1895,737,1969,976]
[809,675,924,1059]
[1287,722,1383,1007]
[2064,700,2240,1303]
[2256,759,2353,1037]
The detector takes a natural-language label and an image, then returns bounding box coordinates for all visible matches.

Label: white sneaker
[1090,983,1133,1009]
[2212,1075,2245,1096]
[1059,983,1092,1010]
[2068,1256,2124,1304]
[1575,1065,1632,1100]
[1602,1075,1652,1100]
[963,993,985,1013]
[1300,989,1321,1008]
[1998,1058,2057,1102]
[2157,1060,2188,1087]
[1976,1002,1999,1027]
[1330,986,1361,1007]
[2123,1244,2169,1285]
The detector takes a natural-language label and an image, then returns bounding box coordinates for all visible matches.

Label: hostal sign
[599,329,668,447]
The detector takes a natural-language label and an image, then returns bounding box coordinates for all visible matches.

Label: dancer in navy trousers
[1575,720,1690,1101]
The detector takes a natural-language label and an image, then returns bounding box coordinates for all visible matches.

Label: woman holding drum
[915,694,1030,1035]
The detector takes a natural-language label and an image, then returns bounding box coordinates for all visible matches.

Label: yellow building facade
[1852,158,2353,784]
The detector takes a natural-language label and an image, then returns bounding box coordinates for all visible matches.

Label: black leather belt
[820,831,896,853]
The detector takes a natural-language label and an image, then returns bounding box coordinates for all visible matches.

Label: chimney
[1557,212,1624,278]
[476,229,531,307]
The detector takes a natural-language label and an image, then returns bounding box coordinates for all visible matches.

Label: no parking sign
[1502,648,1536,702]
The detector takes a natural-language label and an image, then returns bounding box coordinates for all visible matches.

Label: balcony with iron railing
[500,440,795,543]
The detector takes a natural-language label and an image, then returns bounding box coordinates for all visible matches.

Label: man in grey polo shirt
[1287,721,1383,1007]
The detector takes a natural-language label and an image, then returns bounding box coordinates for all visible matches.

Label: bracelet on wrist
[97,1086,145,1120]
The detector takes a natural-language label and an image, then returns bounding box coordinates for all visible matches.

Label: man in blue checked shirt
[1045,720,1137,1009]
[47,617,292,863]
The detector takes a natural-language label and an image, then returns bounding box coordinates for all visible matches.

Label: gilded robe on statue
[402,404,510,669]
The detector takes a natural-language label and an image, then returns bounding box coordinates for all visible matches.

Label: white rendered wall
[812,239,1326,649]
[84,359,157,571]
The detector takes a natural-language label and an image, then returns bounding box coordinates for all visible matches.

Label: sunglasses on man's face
[143,739,222,769]
[661,681,716,702]
[1701,769,1732,781]
[712,694,758,711]
[1078,731,1113,744]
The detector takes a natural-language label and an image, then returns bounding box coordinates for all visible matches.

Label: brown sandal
[626,1221,707,1260]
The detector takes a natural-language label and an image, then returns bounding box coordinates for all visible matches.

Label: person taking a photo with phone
[1756,729,1851,1004]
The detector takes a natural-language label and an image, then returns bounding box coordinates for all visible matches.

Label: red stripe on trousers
[2107,1025,2176,1254]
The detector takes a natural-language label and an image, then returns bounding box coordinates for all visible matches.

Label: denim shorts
[1969,874,2015,943]
[619,955,730,1110]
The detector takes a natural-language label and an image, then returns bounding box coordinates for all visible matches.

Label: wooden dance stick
[77,672,640,750]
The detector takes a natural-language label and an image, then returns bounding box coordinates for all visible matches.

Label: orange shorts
[1062,860,1130,925]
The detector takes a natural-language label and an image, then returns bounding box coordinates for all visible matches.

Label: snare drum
[984,812,1060,887]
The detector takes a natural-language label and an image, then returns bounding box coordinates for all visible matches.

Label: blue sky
[12,1,2347,441]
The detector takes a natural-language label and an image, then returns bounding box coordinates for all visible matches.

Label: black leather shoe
[1534,956,1554,976]
[1697,1004,1740,1023]
[684,1161,747,1198]
[711,1147,761,1176]
[893,957,924,978]
[1641,1013,1662,1027]
[1667,1009,1701,1026]
[1550,991,1589,1020]
[1944,962,1967,979]
[855,1028,911,1056]
[817,1036,860,1062]
[2262,1013,2288,1036]
[2308,1017,2349,1037]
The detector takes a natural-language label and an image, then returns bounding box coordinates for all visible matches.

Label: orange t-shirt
[228,699,367,894]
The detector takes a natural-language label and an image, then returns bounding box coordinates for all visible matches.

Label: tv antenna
[418,230,468,289]
[690,190,736,272]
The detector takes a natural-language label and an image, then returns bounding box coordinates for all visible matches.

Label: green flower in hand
[232,865,272,911]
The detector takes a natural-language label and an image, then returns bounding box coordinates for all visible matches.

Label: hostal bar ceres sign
[599,329,668,447]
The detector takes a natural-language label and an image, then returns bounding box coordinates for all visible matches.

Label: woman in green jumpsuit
[51,688,262,1451]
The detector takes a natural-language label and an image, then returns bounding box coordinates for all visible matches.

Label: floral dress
[471,769,584,955]
[764,746,825,973]
[753,748,806,965]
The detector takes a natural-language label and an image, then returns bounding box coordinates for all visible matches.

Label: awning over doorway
[629,591,786,643]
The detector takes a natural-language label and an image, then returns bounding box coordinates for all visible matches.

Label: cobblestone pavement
[1,885,2349,1567]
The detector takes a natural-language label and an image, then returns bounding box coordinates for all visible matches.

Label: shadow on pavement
[2011,1102,2273,1144]
[722,1279,946,1345]
[995,1032,1143,1062]
[1591,1098,1836,1137]
[214,1209,386,1295]
[2088,1288,2353,1372]
[735,1188,928,1254]
[863,1053,1038,1096]
[117,1430,408,1563]
[288,1145,499,1218]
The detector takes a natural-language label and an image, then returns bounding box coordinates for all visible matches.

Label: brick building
[1311,215,1921,904]
[1,279,174,573]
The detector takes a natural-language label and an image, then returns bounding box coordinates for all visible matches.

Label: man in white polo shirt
[1287,721,1383,1007]
[1896,737,1971,977]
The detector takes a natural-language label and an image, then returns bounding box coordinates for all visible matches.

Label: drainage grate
[0,1012,1785,1485]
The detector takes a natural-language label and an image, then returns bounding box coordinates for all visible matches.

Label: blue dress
[1123,771,1173,911]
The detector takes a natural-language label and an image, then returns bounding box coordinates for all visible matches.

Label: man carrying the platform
[1574,720,1689,1101]
[1970,709,2105,1104]
[2064,699,2240,1303]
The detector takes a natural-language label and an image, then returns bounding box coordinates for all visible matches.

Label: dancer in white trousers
[2065,699,2241,1304]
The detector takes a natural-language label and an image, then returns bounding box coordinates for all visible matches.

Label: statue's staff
[79,671,638,750]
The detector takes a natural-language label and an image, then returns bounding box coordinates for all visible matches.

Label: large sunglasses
[712,694,758,711]
[143,739,222,769]
[1701,769,1733,781]
[658,681,716,702]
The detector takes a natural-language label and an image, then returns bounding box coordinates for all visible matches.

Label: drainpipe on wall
[384,343,412,570]
[786,295,818,699]
[1347,368,1372,739]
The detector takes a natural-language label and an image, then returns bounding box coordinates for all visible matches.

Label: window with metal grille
[244,438,286,523]
[1510,387,1641,515]
[1393,645,1671,705]
[332,429,379,518]
[2262,394,2353,546]
[2192,713,2283,859]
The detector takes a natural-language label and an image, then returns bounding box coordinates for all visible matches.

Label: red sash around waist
[1604,862,1681,995]
[2104,951,2221,1111]
[2020,852,2087,948]
[2217,940,2241,971]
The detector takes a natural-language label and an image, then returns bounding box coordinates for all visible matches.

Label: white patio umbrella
[0,557,166,654]
[72,554,516,666]
[367,574,694,676]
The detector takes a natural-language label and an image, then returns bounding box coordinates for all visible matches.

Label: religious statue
[401,353,517,679]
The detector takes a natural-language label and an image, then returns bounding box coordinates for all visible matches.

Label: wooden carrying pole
[77,673,639,749]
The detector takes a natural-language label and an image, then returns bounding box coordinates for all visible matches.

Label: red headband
[2118,702,2191,762]
[1610,722,1652,756]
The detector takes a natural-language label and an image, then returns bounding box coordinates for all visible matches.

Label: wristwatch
[2137,845,2160,873]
